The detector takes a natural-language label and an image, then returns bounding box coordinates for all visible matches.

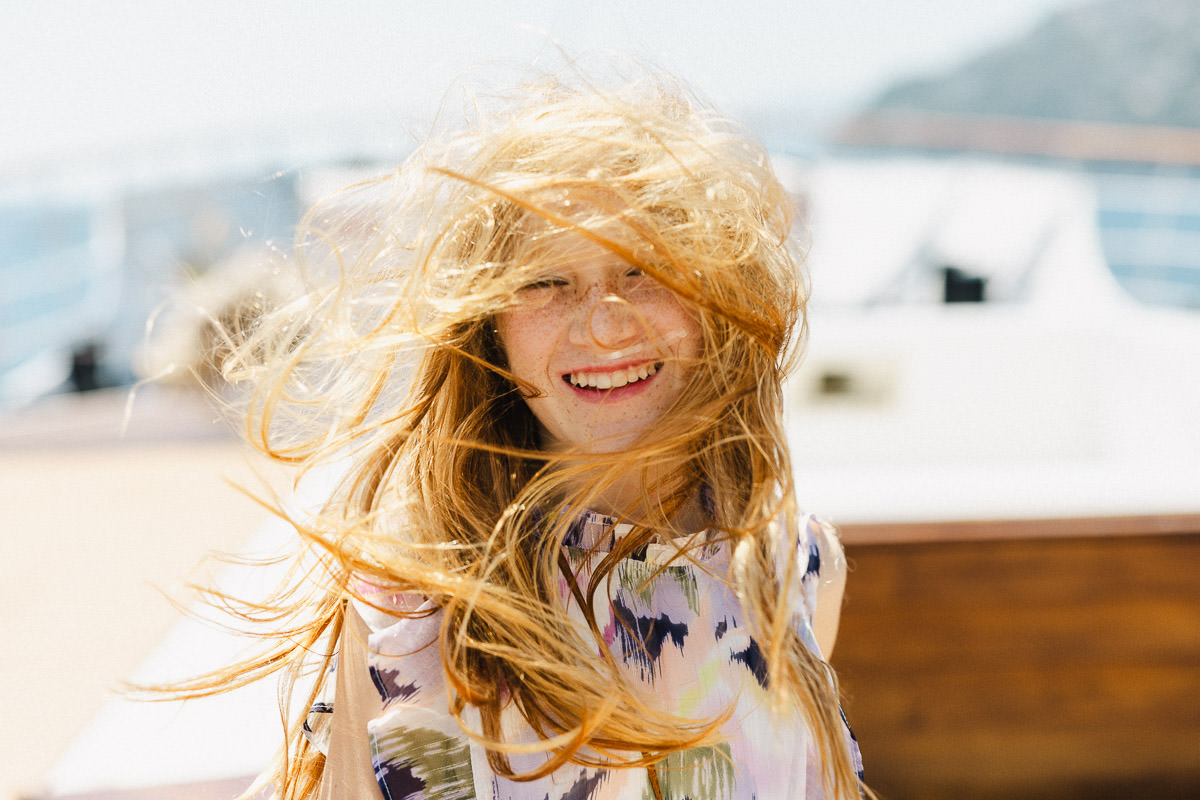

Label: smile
[565,362,661,390]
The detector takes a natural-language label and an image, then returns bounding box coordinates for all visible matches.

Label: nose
[568,283,641,350]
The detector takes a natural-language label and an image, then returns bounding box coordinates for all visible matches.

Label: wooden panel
[840,513,1200,545]
[832,526,1200,800]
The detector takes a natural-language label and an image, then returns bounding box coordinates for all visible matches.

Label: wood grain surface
[834,518,1200,799]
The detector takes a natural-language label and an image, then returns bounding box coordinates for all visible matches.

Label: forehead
[514,197,648,269]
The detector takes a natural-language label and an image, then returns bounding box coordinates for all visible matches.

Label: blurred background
[2,0,1197,797]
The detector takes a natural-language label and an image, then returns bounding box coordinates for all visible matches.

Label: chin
[546,427,648,455]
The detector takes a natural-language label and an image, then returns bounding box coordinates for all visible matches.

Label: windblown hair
[169,71,863,799]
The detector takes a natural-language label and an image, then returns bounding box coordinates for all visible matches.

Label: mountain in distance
[869,0,1200,128]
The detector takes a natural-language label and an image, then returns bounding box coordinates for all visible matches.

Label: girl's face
[495,228,702,454]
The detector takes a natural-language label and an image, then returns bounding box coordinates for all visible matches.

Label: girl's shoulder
[799,514,848,657]
[800,514,845,582]
[347,575,436,633]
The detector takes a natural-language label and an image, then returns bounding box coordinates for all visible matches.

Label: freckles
[497,309,559,392]
[650,304,702,361]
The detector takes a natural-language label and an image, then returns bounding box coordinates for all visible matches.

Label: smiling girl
[188,70,867,800]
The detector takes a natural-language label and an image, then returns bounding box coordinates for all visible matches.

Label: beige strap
[316,604,386,799]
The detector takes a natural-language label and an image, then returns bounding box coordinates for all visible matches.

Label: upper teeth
[568,362,658,389]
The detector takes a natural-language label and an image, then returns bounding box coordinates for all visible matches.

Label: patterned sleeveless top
[307,512,862,799]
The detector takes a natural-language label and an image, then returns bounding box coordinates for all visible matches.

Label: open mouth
[564,361,661,390]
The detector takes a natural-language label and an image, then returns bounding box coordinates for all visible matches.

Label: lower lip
[563,370,659,403]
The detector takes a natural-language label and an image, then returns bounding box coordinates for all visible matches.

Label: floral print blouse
[306,512,862,799]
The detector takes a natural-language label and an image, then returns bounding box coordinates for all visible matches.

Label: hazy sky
[4,0,1089,172]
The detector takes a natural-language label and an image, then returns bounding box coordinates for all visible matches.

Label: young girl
[193,71,866,800]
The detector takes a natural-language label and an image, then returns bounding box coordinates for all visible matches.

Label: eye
[513,276,568,308]
[621,267,658,294]
[518,276,569,292]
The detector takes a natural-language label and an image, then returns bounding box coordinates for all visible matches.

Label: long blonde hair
[169,70,863,799]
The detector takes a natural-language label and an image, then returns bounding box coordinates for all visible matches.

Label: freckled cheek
[655,301,703,362]
[495,312,558,387]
